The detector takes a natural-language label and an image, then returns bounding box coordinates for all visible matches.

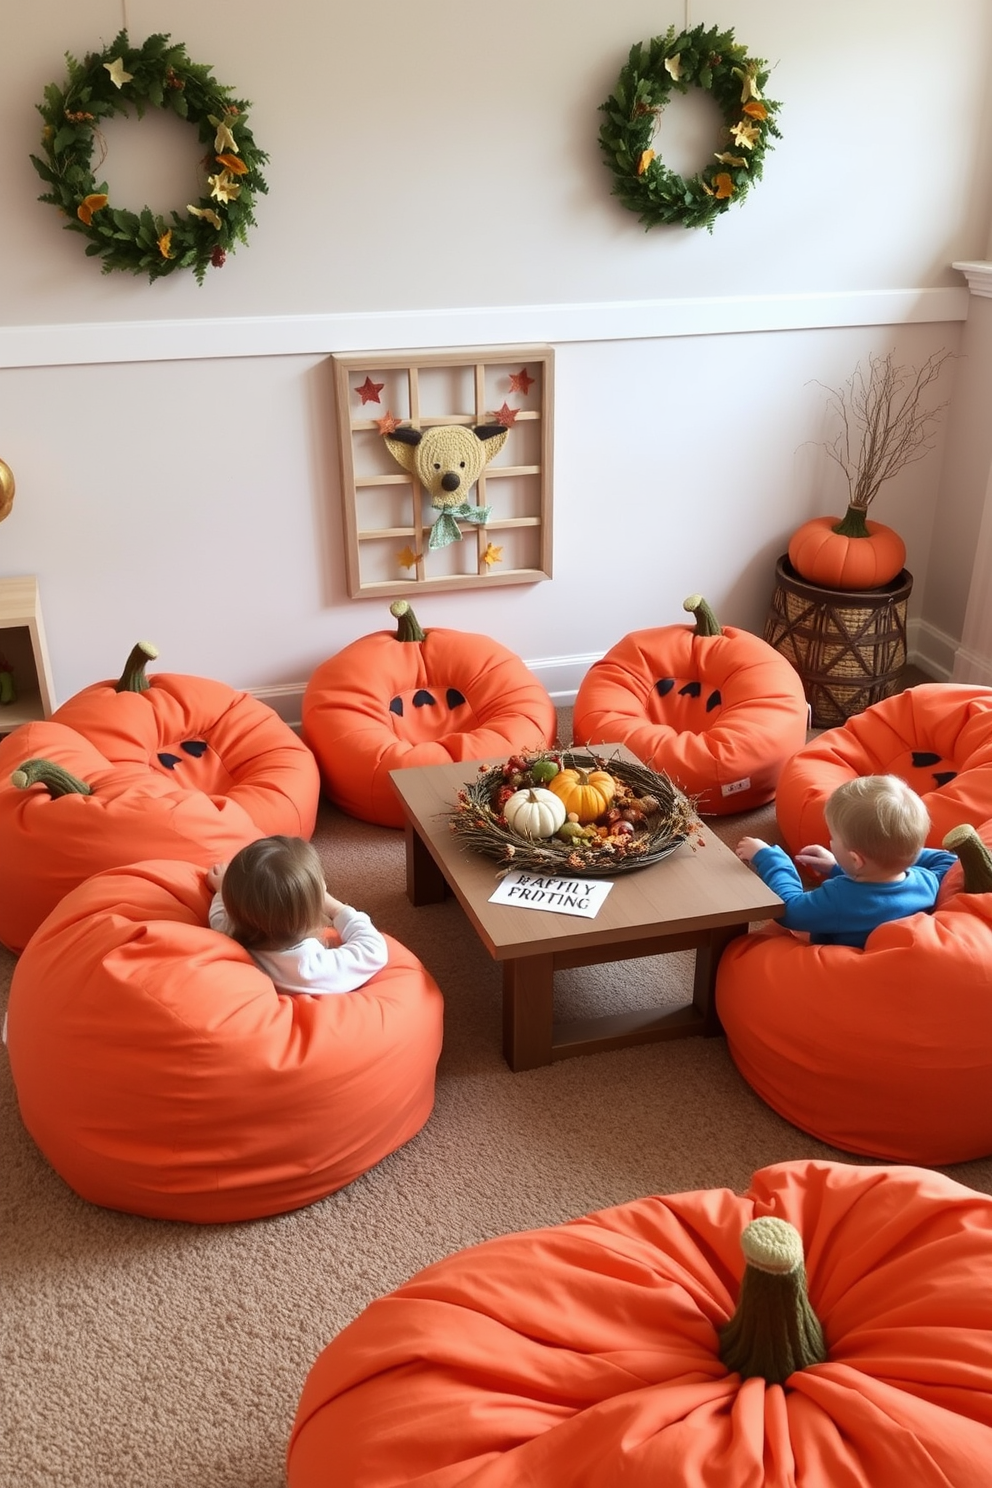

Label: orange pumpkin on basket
[775,682,992,856]
[572,595,809,815]
[6,859,444,1223]
[302,602,557,828]
[788,513,906,590]
[715,823,992,1164]
[288,1159,992,1488]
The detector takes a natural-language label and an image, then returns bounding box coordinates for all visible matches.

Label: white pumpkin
[503,787,567,840]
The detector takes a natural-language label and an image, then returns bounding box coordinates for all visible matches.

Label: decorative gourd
[302,602,557,828]
[548,766,616,824]
[716,821,992,1163]
[6,859,444,1223]
[788,511,906,590]
[288,1159,992,1488]
[775,683,992,857]
[573,595,809,814]
[502,787,567,839]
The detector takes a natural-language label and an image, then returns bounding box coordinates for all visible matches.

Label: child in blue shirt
[736,774,956,949]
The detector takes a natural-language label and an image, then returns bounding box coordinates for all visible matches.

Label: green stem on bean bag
[682,594,722,637]
[943,824,992,894]
[718,1216,827,1384]
[115,640,159,694]
[389,600,426,643]
[12,759,92,798]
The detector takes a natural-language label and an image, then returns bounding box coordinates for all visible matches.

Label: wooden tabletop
[390,750,784,961]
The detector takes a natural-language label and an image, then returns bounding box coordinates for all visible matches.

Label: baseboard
[908,617,957,682]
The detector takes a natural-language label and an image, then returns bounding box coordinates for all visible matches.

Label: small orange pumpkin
[548,766,616,823]
[788,509,906,590]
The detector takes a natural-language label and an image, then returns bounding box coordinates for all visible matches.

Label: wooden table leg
[502,954,555,1071]
[692,924,743,1037]
[404,821,448,906]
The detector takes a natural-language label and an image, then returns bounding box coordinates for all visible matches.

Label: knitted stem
[943,824,992,893]
[11,758,92,799]
[717,1217,827,1385]
[682,594,722,637]
[114,640,159,694]
[389,600,426,643]
[831,504,873,539]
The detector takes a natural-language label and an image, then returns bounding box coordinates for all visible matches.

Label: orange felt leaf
[76,193,108,225]
[713,173,735,200]
[215,153,249,175]
[742,100,768,120]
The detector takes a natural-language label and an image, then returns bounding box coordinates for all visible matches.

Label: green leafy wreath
[598,23,781,232]
[31,30,269,284]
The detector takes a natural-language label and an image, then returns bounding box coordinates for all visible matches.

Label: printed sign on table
[488,870,614,919]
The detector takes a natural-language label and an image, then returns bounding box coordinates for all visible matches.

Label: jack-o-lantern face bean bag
[715,824,992,1164]
[0,722,265,953]
[0,642,321,953]
[302,602,557,827]
[572,596,809,815]
[51,640,320,839]
[6,859,444,1223]
[288,1159,992,1488]
[775,683,992,856]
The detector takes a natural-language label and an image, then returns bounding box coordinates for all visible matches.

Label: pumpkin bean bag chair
[302,602,557,827]
[714,824,992,1164]
[5,860,444,1222]
[0,640,320,953]
[572,595,809,815]
[775,682,992,856]
[288,1159,992,1488]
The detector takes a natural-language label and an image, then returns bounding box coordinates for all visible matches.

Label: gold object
[0,460,14,523]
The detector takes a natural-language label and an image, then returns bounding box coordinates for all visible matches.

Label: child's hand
[206,862,226,893]
[735,836,768,865]
[794,844,836,877]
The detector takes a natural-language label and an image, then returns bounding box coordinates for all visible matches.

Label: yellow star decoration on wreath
[397,546,421,570]
[31,30,268,282]
[598,22,781,231]
[482,543,504,568]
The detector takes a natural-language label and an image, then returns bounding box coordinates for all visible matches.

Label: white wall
[1,0,990,712]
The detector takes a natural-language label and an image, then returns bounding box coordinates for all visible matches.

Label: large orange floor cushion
[715,824,992,1163]
[302,602,557,827]
[287,1160,992,1488]
[775,683,992,855]
[6,861,444,1223]
[0,642,320,953]
[572,597,809,815]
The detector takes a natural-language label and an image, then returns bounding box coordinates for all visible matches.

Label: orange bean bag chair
[714,823,992,1163]
[6,860,444,1222]
[0,641,320,953]
[572,596,809,815]
[302,602,557,828]
[775,683,992,856]
[287,1159,992,1488]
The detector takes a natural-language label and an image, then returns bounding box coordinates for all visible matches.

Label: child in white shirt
[207,835,388,995]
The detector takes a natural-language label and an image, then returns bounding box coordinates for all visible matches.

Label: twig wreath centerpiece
[31,31,268,283]
[598,23,781,231]
[450,748,700,878]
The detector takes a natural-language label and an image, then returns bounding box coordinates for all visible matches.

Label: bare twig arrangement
[817,349,953,513]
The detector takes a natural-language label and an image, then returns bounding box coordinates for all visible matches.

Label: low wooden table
[390,750,785,1071]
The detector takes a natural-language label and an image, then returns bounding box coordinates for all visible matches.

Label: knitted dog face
[384,424,508,511]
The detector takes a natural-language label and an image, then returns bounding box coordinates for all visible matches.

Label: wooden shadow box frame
[332,345,553,598]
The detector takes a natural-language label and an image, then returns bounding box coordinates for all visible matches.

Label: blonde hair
[220,836,326,952]
[824,775,930,872]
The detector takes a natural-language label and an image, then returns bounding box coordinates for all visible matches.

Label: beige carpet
[3,713,991,1488]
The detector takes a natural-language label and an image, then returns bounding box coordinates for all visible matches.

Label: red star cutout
[374,410,403,435]
[355,376,384,405]
[508,368,534,395]
[492,402,519,428]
